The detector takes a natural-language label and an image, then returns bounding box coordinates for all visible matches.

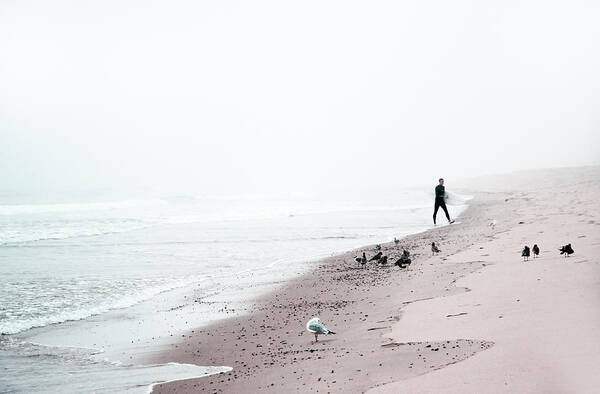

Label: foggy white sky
[1,0,599,199]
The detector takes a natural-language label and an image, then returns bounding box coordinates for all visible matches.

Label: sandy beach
[151,166,600,393]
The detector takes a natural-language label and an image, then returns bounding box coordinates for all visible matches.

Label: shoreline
[150,188,515,393]
[3,195,470,393]
[151,166,600,393]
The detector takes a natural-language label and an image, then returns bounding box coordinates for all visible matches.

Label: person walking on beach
[433,178,452,225]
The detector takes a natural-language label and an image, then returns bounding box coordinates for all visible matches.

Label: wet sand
[151,166,600,393]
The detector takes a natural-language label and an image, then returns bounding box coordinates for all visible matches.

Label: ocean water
[0,191,469,393]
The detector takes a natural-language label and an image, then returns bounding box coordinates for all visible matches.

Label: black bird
[394,250,412,268]
[394,257,411,269]
[375,244,382,251]
[355,252,367,267]
[431,242,441,255]
[369,252,382,262]
[559,243,574,257]
[394,237,400,245]
[379,255,388,265]
[522,245,530,261]
[532,244,540,258]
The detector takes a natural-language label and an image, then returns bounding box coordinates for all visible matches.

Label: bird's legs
[314,333,318,342]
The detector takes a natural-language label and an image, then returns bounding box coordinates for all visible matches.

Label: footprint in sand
[446,312,468,318]
[573,259,588,264]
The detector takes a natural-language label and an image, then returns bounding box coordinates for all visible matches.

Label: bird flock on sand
[522,243,574,261]
[489,219,575,261]
[352,240,445,271]
[354,247,412,270]
[311,222,577,342]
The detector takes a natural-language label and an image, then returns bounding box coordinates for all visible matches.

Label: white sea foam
[0,199,167,216]
[146,364,233,394]
[0,219,152,245]
[0,337,232,393]
[0,275,204,335]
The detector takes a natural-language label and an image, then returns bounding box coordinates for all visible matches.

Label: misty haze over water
[1,1,599,199]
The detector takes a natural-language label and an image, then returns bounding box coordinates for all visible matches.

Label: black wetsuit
[433,184,450,224]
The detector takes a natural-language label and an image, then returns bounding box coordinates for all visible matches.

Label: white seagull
[306,317,335,342]
[489,219,497,229]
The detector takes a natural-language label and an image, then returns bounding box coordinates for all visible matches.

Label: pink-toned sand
[152,166,600,393]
